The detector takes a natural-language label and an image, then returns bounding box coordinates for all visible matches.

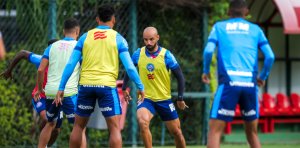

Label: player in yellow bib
[123,27,188,148]
[54,5,144,148]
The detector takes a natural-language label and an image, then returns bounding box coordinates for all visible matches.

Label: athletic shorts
[210,83,259,122]
[32,98,46,114]
[76,85,122,118]
[137,98,178,121]
[45,95,77,128]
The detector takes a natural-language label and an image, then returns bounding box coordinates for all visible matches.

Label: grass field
[148,144,300,148]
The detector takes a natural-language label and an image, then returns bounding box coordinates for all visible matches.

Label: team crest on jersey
[146,63,155,72]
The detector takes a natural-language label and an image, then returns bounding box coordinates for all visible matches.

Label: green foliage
[207,1,229,98]
[0,52,33,146]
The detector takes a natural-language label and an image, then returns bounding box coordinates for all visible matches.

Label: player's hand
[0,70,12,80]
[202,73,210,84]
[53,91,64,107]
[137,90,145,104]
[122,90,132,104]
[33,89,44,102]
[257,78,265,87]
[177,100,189,110]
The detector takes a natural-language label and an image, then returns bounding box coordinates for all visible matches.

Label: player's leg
[244,119,260,148]
[38,99,60,148]
[64,94,88,148]
[32,98,47,130]
[105,115,122,148]
[48,114,62,147]
[240,86,261,148]
[165,119,185,148]
[155,99,185,148]
[207,119,226,148]
[69,86,96,148]
[207,84,240,148]
[69,115,89,148]
[100,86,123,148]
[136,99,155,148]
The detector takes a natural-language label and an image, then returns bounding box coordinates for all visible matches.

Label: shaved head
[143,27,160,52]
[143,27,158,36]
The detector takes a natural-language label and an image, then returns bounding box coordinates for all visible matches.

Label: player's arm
[35,47,50,101]
[0,32,6,60]
[0,50,31,80]
[117,34,144,91]
[259,43,275,80]
[258,29,275,83]
[117,34,144,102]
[122,49,140,91]
[166,51,188,110]
[202,25,218,84]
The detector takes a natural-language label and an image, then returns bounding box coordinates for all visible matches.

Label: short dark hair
[229,0,248,17]
[97,4,115,22]
[47,39,58,46]
[64,18,79,32]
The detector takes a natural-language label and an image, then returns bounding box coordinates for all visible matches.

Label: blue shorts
[210,83,259,122]
[45,95,77,128]
[76,85,122,118]
[32,98,46,114]
[137,98,178,121]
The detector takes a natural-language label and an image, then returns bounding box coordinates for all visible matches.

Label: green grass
[148,144,300,148]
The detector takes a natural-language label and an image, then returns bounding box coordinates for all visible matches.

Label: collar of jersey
[96,25,111,29]
[62,37,76,41]
[145,46,161,58]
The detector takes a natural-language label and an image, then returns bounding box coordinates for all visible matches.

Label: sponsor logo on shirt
[218,108,235,116]
[226,22,249,34]
[94,31,107,40]
[229,81,254,87]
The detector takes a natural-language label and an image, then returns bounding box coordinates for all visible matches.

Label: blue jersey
[28,52,42,69]
[203,18,274,85]
[132,46,179,70]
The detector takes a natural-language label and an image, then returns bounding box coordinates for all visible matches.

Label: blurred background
[0,0,299,147]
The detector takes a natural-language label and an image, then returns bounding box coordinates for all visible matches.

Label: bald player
[122,26,187,148]
[54,4,144,148]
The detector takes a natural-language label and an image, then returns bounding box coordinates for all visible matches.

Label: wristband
[177,96,183,101]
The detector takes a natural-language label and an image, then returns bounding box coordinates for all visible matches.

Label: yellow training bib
[138,47,171,101]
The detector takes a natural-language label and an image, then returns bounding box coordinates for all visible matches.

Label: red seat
[261,93,276,115]
[235,105,241,117]
[275,93,292,115]
[290,93,300,115]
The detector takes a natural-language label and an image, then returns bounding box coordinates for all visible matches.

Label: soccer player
[0,31,6,60]
[54,5,144,148]
[34,18,86,148]
[0,39,60,146]
[122,27,188,148]
[202,0,275,148]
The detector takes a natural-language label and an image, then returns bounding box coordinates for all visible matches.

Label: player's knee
[171,127,183,138]
[138,118,150,131]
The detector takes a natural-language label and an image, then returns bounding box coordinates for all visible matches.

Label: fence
[0,0,209,147]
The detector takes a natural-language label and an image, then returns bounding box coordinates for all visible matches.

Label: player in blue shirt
[202,0,275,148]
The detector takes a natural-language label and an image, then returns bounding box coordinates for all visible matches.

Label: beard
[146,44,157,52]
